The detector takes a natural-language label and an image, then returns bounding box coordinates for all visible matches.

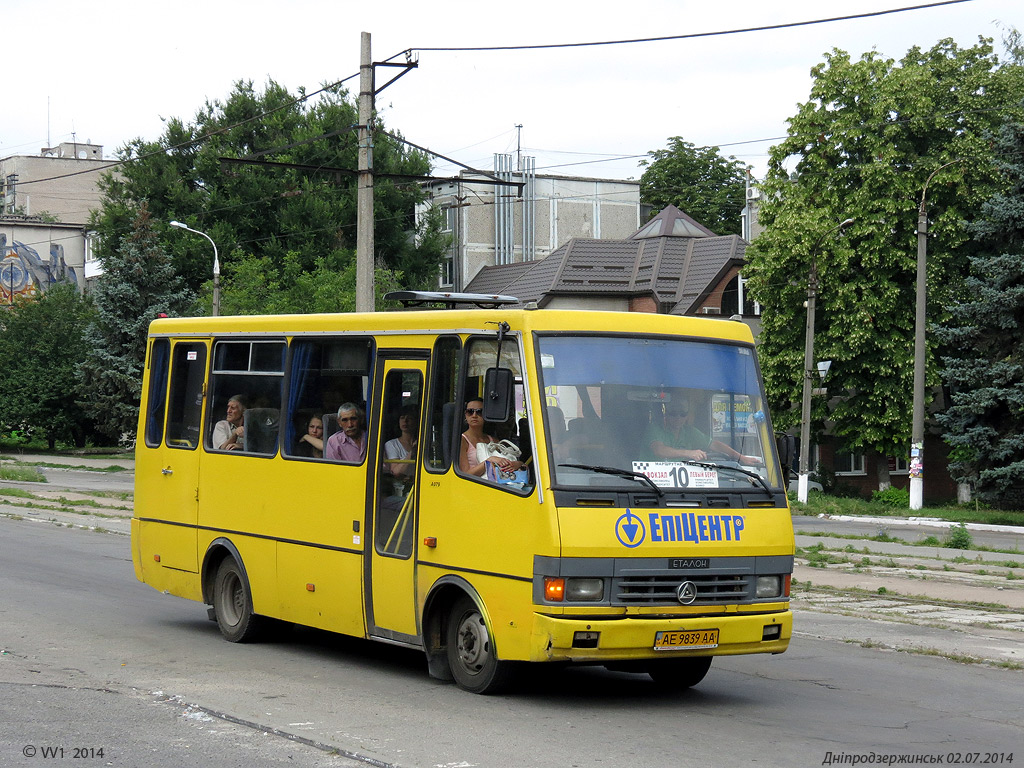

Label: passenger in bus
[295,414,325,459]
[325,403,367,462]
[646,400,760,465]
[212,395,247,451]
[384,406,418,490]
[460,399,522,478]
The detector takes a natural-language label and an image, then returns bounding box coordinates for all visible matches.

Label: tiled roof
[463,206,746,314]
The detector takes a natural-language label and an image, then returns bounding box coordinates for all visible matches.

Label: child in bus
[295,414,324,459]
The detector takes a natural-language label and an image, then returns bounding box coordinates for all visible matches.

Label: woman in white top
[459,399,522,478]
[384,406,418,492]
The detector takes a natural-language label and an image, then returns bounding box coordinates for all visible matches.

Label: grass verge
[0,466,47,483]
[791,492,1023,527]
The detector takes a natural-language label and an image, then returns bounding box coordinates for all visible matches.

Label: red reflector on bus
[306,583,316,592]
[153,554,161,563]
[423,537,437,548]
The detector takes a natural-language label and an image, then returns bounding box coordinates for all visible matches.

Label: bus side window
[145,339,171,448]
[454,337,533,492]
[283,338,373,462]
[166,342,207,449]
[206,340,285,455]
[425,336,461,471]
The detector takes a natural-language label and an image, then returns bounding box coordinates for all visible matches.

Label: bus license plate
[654,629,719,651]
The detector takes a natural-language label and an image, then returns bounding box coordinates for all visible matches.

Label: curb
[818,514,1024,536]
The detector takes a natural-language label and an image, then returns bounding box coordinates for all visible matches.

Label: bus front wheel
[212,558,264,643]
[647,656,713,689]
[446,596,512,694]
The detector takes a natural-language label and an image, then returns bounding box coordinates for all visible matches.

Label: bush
[871,486,911,507]
[944,522,973,550]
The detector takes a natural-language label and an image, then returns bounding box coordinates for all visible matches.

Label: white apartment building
[417,155,641,290]
[0,141,114,298]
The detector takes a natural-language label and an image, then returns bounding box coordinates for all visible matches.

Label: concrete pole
[910,201,928,510]
[910,160,963,511]
[356,31,374,313]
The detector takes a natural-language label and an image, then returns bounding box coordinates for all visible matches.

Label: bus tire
[647,656,713,689]
[446,596,511,694]
[212,558,264,643]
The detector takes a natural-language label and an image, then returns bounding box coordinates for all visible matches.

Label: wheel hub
[456,613,487,670]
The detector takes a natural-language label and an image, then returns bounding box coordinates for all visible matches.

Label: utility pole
[356,31,375,313]
[911,159,965,510]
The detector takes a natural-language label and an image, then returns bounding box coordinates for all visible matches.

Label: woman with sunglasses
[459,398,522,478]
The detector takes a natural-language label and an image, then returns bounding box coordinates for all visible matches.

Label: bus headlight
[566,578,604,602]
[755,575,782,598]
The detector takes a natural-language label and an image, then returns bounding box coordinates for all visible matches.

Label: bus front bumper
[530,609,792,663]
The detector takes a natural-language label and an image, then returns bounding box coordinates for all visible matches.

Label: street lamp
[911,159,965,510]
[169,220,220,316]
[797,217,855,503]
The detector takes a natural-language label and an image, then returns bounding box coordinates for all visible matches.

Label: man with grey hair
[325,402,367,462]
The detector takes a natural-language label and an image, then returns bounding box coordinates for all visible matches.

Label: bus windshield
[536,334,786,493]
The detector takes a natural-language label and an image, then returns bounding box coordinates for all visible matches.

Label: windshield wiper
[558,463,665,497]
[686,461,775,498]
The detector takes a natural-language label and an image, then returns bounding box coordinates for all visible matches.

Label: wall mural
[0,234,79,303]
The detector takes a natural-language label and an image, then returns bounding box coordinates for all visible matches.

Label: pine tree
[937,119,1024,509]
[78,203,192,443]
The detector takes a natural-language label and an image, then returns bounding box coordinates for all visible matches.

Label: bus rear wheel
[212,558,264,643]
[647,656,713,689]
[446,596,512,694]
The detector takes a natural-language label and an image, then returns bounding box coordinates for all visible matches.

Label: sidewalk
[794,516,1024,668]
[0,452,135,533]
[0,451,135,470]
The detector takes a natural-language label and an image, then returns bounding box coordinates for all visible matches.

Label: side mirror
[775,433,795,480]
[482,367,514,422]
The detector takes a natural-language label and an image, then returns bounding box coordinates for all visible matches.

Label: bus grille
[614,574,751,605]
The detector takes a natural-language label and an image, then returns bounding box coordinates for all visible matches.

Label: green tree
[743,37,1024,489]
[215,250,406,315]
[639,137,748,235]
[0,284,96,449]
[936,118,1024,509]
[92,79,445,305]
[78,204,192,443]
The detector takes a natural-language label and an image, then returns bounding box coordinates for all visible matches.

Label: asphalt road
[0,517,1021,768]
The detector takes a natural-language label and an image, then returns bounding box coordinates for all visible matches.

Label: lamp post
[911,159,965,510]
[797,217,854,503]
[170,221,220,316]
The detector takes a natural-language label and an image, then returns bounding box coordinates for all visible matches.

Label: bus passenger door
[137,340,208,573]
[367,359,426,642]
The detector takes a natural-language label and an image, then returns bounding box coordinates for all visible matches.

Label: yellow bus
[132,292,794,694]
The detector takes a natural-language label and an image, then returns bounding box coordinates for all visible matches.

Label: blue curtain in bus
[146,339,171,447]
[284,342,313,454]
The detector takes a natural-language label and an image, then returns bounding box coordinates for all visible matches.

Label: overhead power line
[11,0,975,191]
[386,0,971,58]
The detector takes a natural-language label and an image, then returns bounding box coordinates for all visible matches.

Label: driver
[646,399,760,465]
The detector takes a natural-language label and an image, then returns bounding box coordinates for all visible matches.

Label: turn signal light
[784,573,792,597]
[544,577,565,602]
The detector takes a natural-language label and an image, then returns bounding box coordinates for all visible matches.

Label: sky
[3,0,1021,183]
